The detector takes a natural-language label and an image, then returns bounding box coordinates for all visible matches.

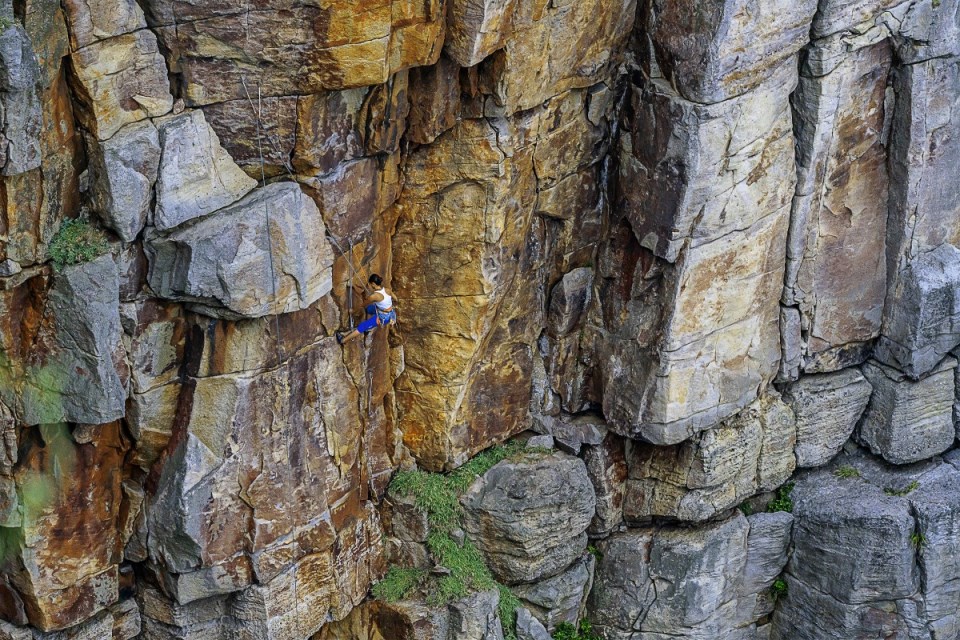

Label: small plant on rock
[48,219,108,269]
[552,620,603,640]
[772,578,788,600]
[833,466,860,479]
[738,501,755,516]
[587,544,603,560]
[767,482,795,513]
[372,567,425,602]
[884,481,919,497]
[911,532,927,550]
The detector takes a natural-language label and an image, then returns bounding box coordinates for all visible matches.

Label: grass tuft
[884,481,919,497]
[48,219,108,269]
[767,482,795,513]
[772,578,788,600]
[833,466,860,479]
[372,567,425,602]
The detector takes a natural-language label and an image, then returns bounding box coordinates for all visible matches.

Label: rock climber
[336,274,396,345]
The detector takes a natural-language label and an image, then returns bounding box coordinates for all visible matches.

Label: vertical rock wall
[0,0,957,637]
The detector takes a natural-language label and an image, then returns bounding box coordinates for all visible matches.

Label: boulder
[858,358,956,464]
[146,182,334,319]
[447,589,505,640]
[87,120,160,242]
[0,25,42,176]
[461,453,595,584]
[783,369,872,468]
[153,110,257,231]
[515,607,551,640]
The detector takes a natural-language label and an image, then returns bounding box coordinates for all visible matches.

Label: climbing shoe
[335,331,344,345]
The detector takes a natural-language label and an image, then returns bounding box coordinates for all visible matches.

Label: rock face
[772,454,960,639]
[2,0,960,637]
[146,182,334,319]
[462,453,596,585]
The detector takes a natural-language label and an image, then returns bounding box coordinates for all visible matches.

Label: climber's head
[368,273,384,288]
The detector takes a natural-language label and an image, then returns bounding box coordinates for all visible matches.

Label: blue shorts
[358,304,395,334]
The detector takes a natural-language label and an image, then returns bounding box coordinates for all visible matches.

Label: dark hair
[368,273,383,286]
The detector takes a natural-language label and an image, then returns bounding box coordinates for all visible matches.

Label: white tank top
[374,288,393,311]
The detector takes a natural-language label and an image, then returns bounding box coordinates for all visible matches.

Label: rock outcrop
[0,0,958,637]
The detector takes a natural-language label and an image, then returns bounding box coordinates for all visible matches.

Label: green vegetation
[379,442,550,639]
[767,482,795,513]
[553,620,603,640]
[833,466,860,479]
[0,16,13,32]
[772,578,788,600]
[911,532,927,550]
[372,567,426,602]
[884,481,919,497]
[738,501,755,516]
[587,544,603,560]
[48,219,109,269]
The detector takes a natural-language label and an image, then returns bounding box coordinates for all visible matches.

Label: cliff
[0,0,958,638]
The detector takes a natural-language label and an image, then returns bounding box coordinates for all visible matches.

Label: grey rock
[21,255,126,426]
[892,0,960,62]
[0,25,41,176]
[154,110,257,231]
[876,244,960,379]
[448,589,505,640]
[0,474,18,528]
[787,470,918,606]
[384,492,429,543]
[624,394,796,523]
[547,267,593,337]
[515,607,551,640]
[784,370,872,468]
[772,457,960,638]
[582,433,627,536]
[858,358,956,464]
[88,121,161,243]
[526,435,555,450]
[785,39,892,374]
[462,453,595,584]
[591,514,778,638]
[146,182,334,319]
[513,553,594,631]
[643,0,817,104]
[533,413,607,455]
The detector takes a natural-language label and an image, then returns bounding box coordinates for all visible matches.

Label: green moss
[767,482,795,513]
[48,219,108,269]
[738,501,755,516]
[587,544,603,560]
[381,442,550,639]
[833,466,860,479]
[884,481,919,497]
[372,567,425,603]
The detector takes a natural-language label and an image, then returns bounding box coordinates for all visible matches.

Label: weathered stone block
[582,432,627,536]
[153,110,256,231]
[146,182,334,319]
[858,358,956,464]
[513,553,594,631]
[624,394,796,523]
[61,0,146,50]
[68,29,173,140]
[876,244,960,378]
[87,120,159,242]
[783,369,872,468]
[21,255,126,426]
[462,453,595,585]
